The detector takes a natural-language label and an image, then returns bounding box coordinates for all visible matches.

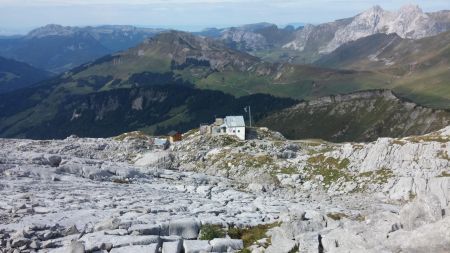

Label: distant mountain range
[193,5,450,66]
[0,29,447,139]
[46,31,387,100]
[197,22,296,52]
[0,25,163,73]
[1,5,449,73]
[0,30,379,139]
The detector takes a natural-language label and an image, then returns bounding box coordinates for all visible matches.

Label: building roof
[224,116,245,127]
[154,138,168,146]
[167,130,180,136]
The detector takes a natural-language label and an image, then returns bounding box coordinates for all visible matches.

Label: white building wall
[226,126,245,140]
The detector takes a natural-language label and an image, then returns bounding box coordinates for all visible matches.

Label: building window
[237,130,240,133]
[233,130,236,133]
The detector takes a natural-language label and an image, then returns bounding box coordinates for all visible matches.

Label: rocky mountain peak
[320,4,441,53]
[398,4,423,15]
[284,4,450,58]
[395,4,427,25]
[198,22,293,52]
[364,5,385,16]
[139,30,260,72]
[362,4,422,17]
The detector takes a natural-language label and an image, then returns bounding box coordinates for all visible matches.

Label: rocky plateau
[0,125,449,252]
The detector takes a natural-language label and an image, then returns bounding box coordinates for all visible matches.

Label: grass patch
[319,146,336,153]
[327,212,367,222]
[306,155,352,187]
[392,139,407,146]
[183,128,199,138]
[112,178,131,184]
[359,167,394,184]
[206,151,280,185]
[114,131,150,141]
[354,214,366,222]
[211,135,244,147]
[223,137,240,146]
[437,150,450,161]
[199,224,226,240]
[245,155,274,168]
[228,223,280,248]
[439,171,450,177]
[326,212,348,221]
[306,146,335,155]
[406,135,450,143]
[409,191,417,200]
[212,152,276,169]
[352,144,365,149]
[307,155,350,170]
[279,166,298,175]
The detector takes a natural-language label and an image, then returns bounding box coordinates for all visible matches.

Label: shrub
[199,224,225,240]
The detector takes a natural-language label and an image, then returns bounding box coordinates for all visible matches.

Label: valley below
[0,126,449,252]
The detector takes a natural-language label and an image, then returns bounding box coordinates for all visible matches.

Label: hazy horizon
[0,0,449,35]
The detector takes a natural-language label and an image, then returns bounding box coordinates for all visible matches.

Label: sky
[0,0,449,34]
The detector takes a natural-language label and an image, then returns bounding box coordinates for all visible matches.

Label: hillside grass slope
[258,90,450,142]
[315,31,450,108]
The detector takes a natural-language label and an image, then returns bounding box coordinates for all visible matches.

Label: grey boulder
[129,224,160,236]
[110,244,159,253]
[183,240,212,253]
[162,240,182,253]
[400,194,443,230]
[209,238,243,252]
[169,218,200,239]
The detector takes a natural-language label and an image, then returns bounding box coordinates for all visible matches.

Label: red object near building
[167,130,182,143]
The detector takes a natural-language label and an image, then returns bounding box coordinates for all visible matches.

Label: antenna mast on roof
[244,106,252,127]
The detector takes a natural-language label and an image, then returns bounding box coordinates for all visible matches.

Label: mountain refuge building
[167,131,182,143]
[201,116,246,140]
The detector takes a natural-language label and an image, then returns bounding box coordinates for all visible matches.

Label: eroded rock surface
[0,126,449,252]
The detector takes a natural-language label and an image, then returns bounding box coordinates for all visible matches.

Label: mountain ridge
[0,84,297,139]
[198,22,296,52]
[313,30,450,108]
[258,89,450,142]
[0,56,50,93]
[273,5,450,64]
[60,30,388,100]
[2,5,449,71]
[0,24,164,73]
[0,28,448,139]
